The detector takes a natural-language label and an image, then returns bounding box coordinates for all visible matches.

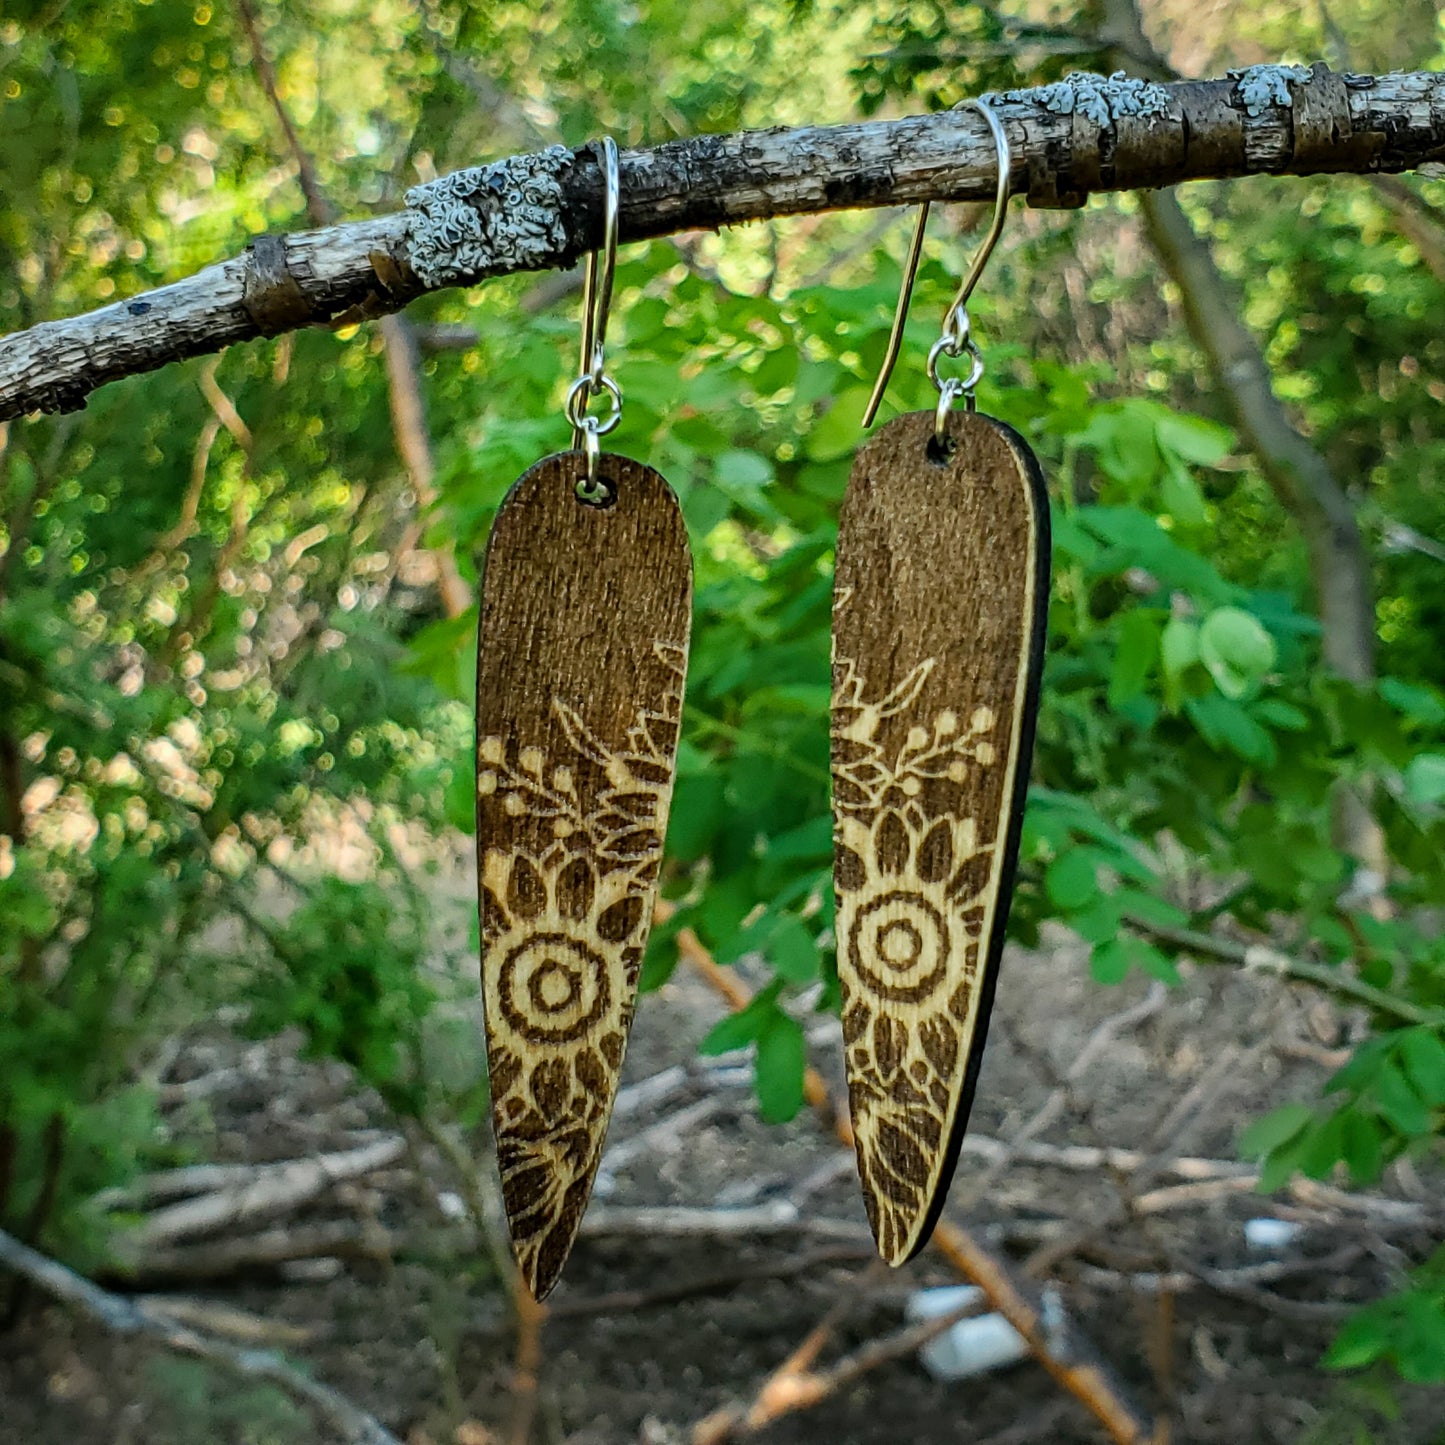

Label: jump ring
[926,335,985,397]
[934,377,964,443]
[575,421,612,505]
[564,372,623,436]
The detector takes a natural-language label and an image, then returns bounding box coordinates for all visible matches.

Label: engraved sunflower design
[480,843,650,1292]
[475,644,686,1294]
[830,652,1009,1263]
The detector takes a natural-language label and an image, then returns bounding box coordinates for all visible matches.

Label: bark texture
[2,64,1444,420]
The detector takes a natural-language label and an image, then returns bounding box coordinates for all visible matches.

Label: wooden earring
[832,101,1050,1266]
[476,139,692,1299]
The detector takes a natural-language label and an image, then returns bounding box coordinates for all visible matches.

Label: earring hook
[565,136,622,501]
[862,98,1012,430]
[577,135,619,401]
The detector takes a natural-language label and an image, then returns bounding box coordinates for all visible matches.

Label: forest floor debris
[2,924,1442,1443]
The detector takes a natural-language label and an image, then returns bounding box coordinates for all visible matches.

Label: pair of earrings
[476,105,1050,1300]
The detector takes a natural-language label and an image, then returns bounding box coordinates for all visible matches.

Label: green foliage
[242,877,439,1117]
[2,0,1444,1408]
[142,1357,310,1445]
[1326,1248,1445,1384]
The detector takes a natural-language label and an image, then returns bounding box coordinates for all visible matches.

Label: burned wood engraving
[832,410,1049,1265]
[476,452,691,1298]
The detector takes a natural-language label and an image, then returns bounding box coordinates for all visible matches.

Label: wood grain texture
[832,409,1049,1266]
[476,451,691,1299]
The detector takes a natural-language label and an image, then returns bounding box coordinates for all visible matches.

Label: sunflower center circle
[529,959,579,1012]
[878,918,922,966]
[497,931,612,1043]
[844,889,950,1004]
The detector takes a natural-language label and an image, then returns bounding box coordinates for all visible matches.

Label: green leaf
[755,1013,806,1123]
[1199,607,1276,700]
[1046,851,1100,910]
[1341,1111,1385,1184]
[764,815,835,865]
[1132,941,1181,985]
[767,916,819,984]
[1160,615,1199,685]
[1397,1028,1445,1106]
[1186,693,1277,766]
[1068,896,1123,945]
[1090,935,1178,985]
[806,386,872,462]
[1239,1102,1316,1158]
[1325,1310,1391,1371]
[1403,754,1445,805]
[1111,887,1188,929]
[1155,411,1233,466]
[698,982,783,1056]
[1089,938,1132,984]
[1107,610,1161,710]
[1373,1063,1431,1137]
[1159,462,1208,529]
[1379,677,1445,727]
[443,763,475,835]
[715,449,774,487]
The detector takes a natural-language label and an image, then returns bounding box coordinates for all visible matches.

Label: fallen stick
[135,1294,316,1346]
[962,1135,1254,1181]
[94,1132,401,1212]
[118,1137,406,1251]
[0,1227,401,1445]
[611,1059,751,1121]
[112,1218,413,1284]
[579,1202,869,1242]
[545,1244,875,1320]
[113,1207,1068,1286]
[934,984,1170,1218]
[1133,1173,1435,1226]
[597,1096,734,1179]
[1076,1242,1366,1299]
[693,1272,983,1443]
[660,903,1159,1445]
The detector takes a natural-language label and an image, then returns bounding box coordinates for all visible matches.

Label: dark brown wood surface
[476,450,691,1299]
[832,409,1049,1266]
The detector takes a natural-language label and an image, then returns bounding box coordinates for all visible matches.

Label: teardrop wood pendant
[832,408,1050,1265]
[476,450,692,1299]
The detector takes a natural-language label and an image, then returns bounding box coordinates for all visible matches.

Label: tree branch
[0,1226,402,1445]
[1126,917,1445,1027]
[234,0,472,618]
[662,902,1158,1445]
[2,64,1442,420]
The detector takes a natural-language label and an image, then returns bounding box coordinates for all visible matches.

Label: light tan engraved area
[832,650,1005,1264]
[476,450,691,1299]
[479,644,685,1297]
[831,410,1047,1267]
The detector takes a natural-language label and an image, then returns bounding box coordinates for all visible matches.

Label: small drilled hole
[926,434,955,467]
[575,477,617,508]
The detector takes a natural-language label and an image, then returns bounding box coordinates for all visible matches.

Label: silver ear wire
[863,99,1012,434]
[569,137,622,502]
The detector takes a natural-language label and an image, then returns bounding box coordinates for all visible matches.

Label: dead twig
[580,1202,867,1242]
[597,1096,733,1182]
[135,1294,316,1346]
[951,982,1169,1213]
[114,1137,406,1252]
[545,1244,874,1320]
[695,1279,992,1443]
[660,902,1159,1445]
[0,1226,401,1445]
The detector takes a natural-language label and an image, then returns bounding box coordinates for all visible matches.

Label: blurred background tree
[1,0,1444,1431]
